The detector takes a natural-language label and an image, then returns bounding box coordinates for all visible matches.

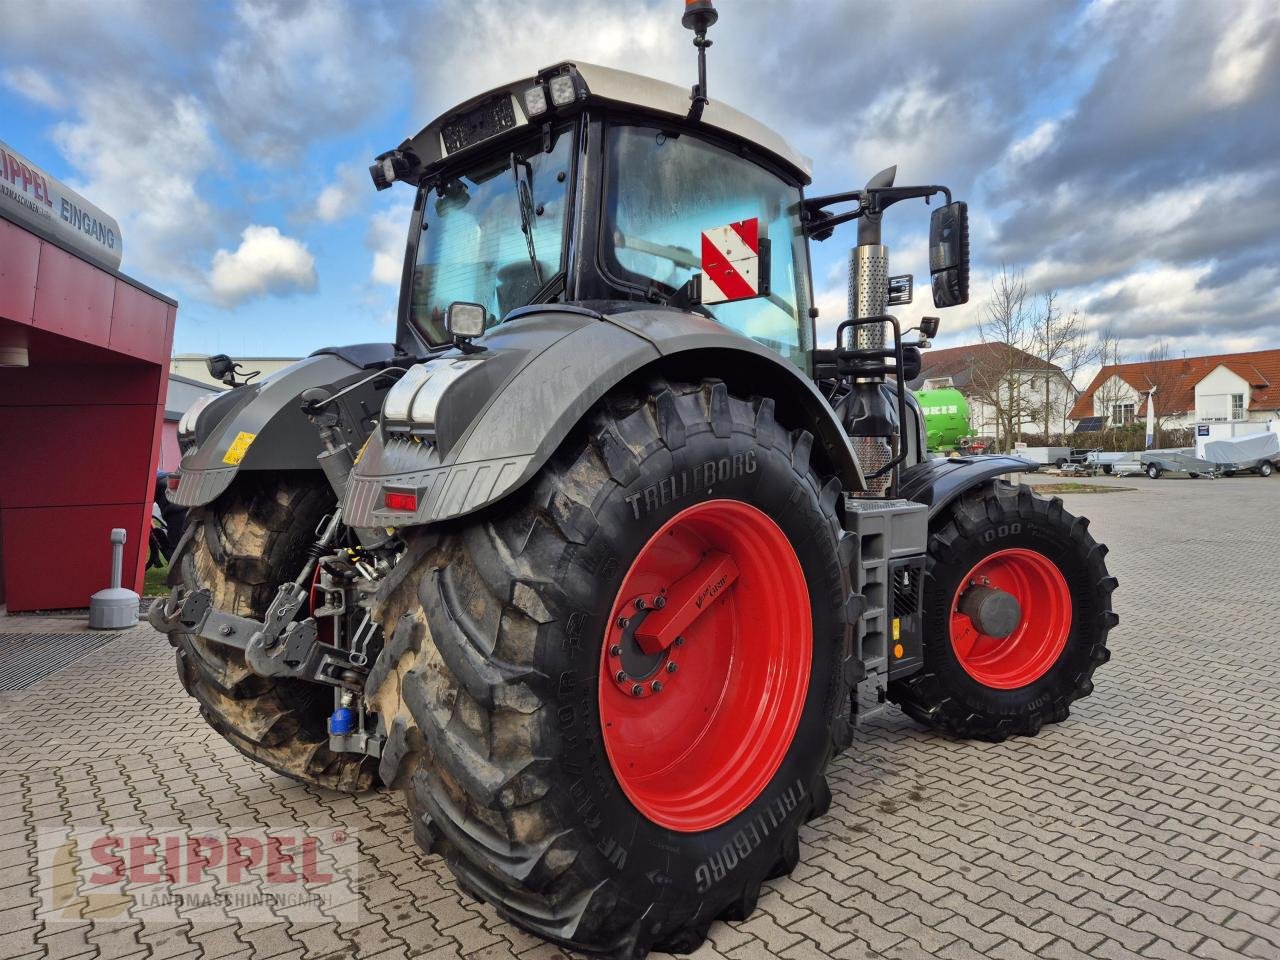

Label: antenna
[682,0,718,122]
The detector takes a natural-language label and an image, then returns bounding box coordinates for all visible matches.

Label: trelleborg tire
[170,473,376,792]
[367,379,855,957]
[888,482,1116,741]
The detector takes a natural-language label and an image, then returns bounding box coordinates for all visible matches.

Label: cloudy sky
[3,0,1278,365]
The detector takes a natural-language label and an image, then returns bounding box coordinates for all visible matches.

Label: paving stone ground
[1,473,1277,959]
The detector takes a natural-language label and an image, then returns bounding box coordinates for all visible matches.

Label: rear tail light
[384,491,418,512]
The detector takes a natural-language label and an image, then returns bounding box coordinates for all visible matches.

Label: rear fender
[344,306,864,527]
[897,455,1037,521]
[169,351,394,507]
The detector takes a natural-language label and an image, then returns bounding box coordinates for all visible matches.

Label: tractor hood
[378,61,812,187]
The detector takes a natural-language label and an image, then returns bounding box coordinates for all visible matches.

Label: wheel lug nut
[674,636,685,646]
[610,644,622,656]
[666,662,678,673]
[634,598,647,610]
[615,671,627,682]
[654,595,666,609]
[631,684,643,696]
[617,616,629,629]
[651,681,663,693]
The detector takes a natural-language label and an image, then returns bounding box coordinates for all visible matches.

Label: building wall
[963,370,1076,437]
[1091,375,1141,424]
[0,214,175,611]
[1195,365,1256,422]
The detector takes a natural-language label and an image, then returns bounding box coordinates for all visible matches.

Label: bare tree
[971,265,1037,450]
[1030,290,1096,437]
[1143,339,1178,447]
[1091,327,1128,440]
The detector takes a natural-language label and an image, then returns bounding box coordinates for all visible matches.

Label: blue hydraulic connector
[329,706,356,735]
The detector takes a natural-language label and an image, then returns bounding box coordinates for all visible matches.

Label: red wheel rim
[949,548,1072,689]
[598,499,811,832]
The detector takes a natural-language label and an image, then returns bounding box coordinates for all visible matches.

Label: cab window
[408,128,573,345]
[602,124,813,368]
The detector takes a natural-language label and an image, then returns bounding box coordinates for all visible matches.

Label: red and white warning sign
[699,217,770,304]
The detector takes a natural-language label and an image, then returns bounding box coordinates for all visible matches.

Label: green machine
[915,387,970,451]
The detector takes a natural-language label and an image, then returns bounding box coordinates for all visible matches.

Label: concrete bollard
[89,528,140,629]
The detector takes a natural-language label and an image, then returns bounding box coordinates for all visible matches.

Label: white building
[1070,349,1280,431]
[908,342,1077,438]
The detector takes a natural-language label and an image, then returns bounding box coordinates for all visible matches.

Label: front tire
[1260,462,1274,477]
[1146,464,1162,479]
[369,380,853,957]
[889,483,1116,741]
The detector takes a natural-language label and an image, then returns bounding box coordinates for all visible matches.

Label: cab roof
[398,61,813,184]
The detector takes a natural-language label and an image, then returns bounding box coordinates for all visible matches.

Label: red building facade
[0,213,176,611]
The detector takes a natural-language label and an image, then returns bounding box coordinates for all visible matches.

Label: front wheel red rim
[598,499,812,833]
[949,548,1072,689]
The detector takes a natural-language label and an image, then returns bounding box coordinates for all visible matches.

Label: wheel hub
[598,499,812,832]
[956,582,1022,638]
[949,547,1072,689]
[605,601,683,698]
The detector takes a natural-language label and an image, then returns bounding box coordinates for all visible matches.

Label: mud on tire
[888,482,1117,741]
[171,473,376,792]
[368,379,856,957]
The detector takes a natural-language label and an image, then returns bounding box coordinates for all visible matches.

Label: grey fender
[344,305,865,527]
[169,348,394,507]
[897,454,1037,521]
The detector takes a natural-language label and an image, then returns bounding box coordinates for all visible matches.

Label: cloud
[367,200,413,286]
[208,225,317,306]
[314,161,367,222]
[3,66,65,109]
[212,0,404,164]
[51,86,219,286]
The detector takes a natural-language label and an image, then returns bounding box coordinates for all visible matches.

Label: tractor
[151,4,1116,956]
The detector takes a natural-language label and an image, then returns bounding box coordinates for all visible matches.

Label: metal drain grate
[0,633,121,691]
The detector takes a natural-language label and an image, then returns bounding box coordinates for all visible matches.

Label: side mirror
[899,346,922,382]
[929,201,969,308]
[919,316,940,338]
[206,354,237,386]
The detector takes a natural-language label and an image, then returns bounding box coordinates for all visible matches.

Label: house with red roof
[906,342,1076,438]
[1069,348,1280,430]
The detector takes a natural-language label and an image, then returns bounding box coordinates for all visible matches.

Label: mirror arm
[803,188,863,211]
[862,184,951,215]
[803,207,862,238]
[802,185,952,240]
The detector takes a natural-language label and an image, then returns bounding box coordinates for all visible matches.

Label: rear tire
[1260,462,1274,477]
[171,473,376,792]
[1146,464,1162,479]
[369,380,853,957]
[888,483,1116,741]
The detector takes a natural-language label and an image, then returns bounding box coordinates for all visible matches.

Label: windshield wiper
[510,153,544,288]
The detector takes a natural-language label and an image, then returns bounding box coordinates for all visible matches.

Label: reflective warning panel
[699,218,770,304]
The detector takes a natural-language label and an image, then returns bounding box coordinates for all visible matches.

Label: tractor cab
[376,61,818,371]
